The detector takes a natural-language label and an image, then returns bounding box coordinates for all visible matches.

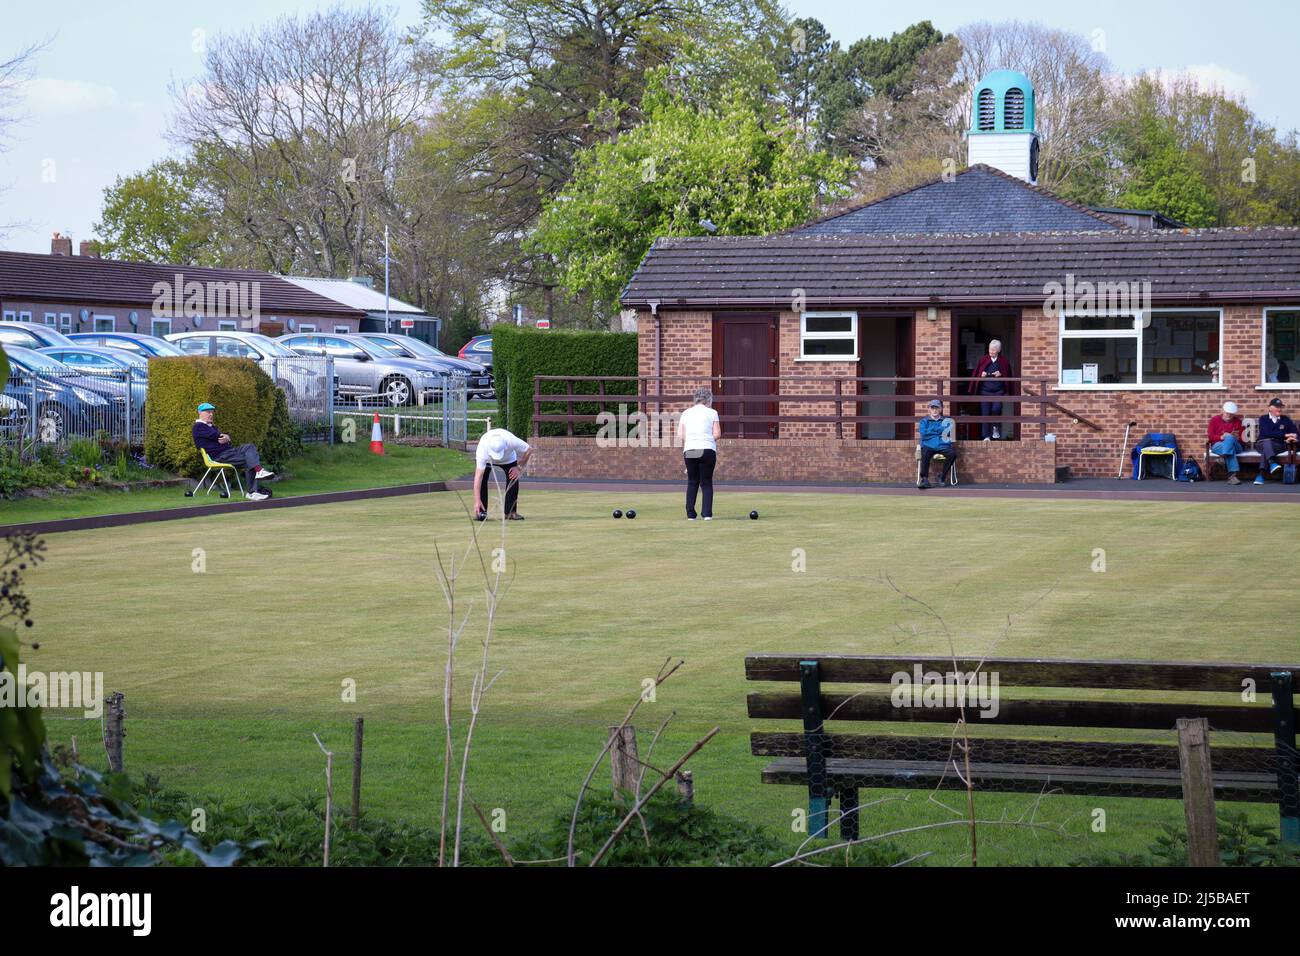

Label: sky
[1,0,1297,255]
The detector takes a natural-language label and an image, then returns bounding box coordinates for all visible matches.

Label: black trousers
[979,399,1004,439]
[1256,439,1291,472]
[920,445,956,482]
[477,460,519,514]
[213,442,262,492]
[685,450,717,518]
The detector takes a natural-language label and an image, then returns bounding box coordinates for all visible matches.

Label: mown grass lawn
[25,488,1299,865]
[1,441,473,524]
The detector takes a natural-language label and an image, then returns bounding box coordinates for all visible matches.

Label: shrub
[492,325,638,437]
[144,357,287,476]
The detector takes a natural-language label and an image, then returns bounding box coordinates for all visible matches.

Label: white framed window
[2,311,14,321]
[217,320,237,331]
[1057,309,1223,389]
[333,325,350,334]
[1262,308,1300,387]
[93,314,115,332]
[152,318,172,337]
[799,311,859,361]
[59,313,72,331]
[18,311,31,321]
[299,324,316,333]
[44,312,57,326]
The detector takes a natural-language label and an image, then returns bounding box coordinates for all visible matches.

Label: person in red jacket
[970,340,1013,440]
[1207,401,1245,484]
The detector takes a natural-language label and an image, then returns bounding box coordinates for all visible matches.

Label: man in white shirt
[675,387,722,520]
[474,427,532,520]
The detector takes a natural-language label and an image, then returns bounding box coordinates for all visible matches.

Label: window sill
[1054,383,1226,392]
[1255,383,1300,389]
[796,356,860,363]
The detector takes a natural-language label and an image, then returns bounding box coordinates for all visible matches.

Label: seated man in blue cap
[192,402,274,500]
[917,399,957,489]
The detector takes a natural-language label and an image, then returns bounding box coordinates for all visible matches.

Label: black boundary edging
[0,481,455,537]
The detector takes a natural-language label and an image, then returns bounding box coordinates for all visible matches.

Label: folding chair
[194,448,245,498]
[1137,445,1177,480]
[916,445,959,486]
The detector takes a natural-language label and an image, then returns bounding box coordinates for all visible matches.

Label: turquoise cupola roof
[970,70,1035,134]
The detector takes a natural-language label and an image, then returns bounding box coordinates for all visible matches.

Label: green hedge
[144,357,301,476]
[492,326,638,436]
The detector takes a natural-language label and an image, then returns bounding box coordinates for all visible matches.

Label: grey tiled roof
[792,166,1121,235]
[620,228,1300,308]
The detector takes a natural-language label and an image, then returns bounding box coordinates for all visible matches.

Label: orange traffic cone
[369,413,385,455]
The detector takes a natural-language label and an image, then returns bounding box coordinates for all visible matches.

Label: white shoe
[982,436,991,442]
[992,429,1000,440]
[246,491,269,501]
[255,468,274,480]
[703,516,712,521]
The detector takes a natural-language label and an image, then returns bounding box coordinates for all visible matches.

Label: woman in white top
[675,387,722,520]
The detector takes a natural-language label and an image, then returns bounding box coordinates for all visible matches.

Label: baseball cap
[197,402,216,412]
[1222,401,1238,414]
[927,399,942,408]
[1269,398,1285,408]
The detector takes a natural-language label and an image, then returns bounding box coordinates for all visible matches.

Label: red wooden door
[713,315,778,438]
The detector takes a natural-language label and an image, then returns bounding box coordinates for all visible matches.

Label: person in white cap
[474,427,532,520]
[1207,401,1245,485]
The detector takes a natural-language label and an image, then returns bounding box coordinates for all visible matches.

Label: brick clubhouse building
[532,70,1300,483]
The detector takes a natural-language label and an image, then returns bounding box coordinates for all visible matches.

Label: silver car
[38,344,149,424]
[166,331,327,402]
[279,333,448,407]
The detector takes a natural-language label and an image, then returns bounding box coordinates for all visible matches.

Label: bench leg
[838,786,859,841]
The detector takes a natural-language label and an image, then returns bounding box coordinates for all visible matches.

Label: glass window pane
[1063,315,1136,332]
[1265,311,1298,383]
[802,338,856,357]
[1061,338,1136,384]
[1141,312,1218,384]
[805,315,853,334]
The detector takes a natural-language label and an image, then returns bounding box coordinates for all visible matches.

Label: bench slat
[750,731,1278,774]
[747,691,1290,733]
[760,757,1280,803]
[744,654,1300,693]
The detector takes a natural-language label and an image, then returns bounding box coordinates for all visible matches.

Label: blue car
[0,320,77,351]
[68,331,185,358]
[3,346,127,443]
[39,345,149,426]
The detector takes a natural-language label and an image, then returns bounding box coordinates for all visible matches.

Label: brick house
[0,236,364,338]
[530,70,1300,483]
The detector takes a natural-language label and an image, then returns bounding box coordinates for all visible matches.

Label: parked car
[0,394,27,440]
[165,331,328,402]
[356,332,494,397]
[69,331,186,358]
[38,345,149,423]
[0,321,77,350]
[3,346,126,442]
[457,333,493,371]
[279,333,448,407]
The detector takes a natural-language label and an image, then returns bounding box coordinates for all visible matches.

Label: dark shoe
[917,479,930,489]
[506,513,525,521]
[475,513,488,521]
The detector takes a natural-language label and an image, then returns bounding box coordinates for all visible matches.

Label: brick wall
[529,435,1056,484]
[777,311,858,439]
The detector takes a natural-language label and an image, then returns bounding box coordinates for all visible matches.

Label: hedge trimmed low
[492,326,637,436]
[144,357,301,476]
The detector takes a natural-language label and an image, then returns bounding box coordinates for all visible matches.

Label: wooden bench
[746,654,1300,843]
[1204,421,1297,480]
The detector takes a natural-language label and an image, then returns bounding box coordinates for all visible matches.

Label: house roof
[280,275,429,316]
[0,251,363,317]
[790,166,1123,236]
[620,228,1300,309]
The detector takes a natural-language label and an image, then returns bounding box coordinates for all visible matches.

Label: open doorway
[857,313,914,439]
[952,313,1020,441]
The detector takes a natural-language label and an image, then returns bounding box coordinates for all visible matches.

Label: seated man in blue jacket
[917,399,957,489]
[1254,397,1299,485]
[192,402,274,500]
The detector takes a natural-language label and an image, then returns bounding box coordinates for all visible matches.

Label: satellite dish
[128,311,139,328]
[287,317,297,332]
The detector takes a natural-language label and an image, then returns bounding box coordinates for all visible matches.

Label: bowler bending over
[475,427,531,520]
[192,401,274,500]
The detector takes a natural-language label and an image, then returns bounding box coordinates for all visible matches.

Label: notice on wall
[1082,363,1099,384]
[1061,368,1084,385]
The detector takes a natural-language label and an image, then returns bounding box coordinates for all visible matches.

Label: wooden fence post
[1271,671,1299,845]
[608,725,639,800]
[351,717,364,830]
[102,692,125,773]
[1176,717,1219,867]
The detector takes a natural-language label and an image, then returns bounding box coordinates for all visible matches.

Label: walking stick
[1116,420,1136,479]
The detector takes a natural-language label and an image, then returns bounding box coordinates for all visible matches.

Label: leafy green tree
[1116,117,1216,226]
[529,72,853,314]
[94,159,214,264]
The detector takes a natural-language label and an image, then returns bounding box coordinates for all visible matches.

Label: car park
[68,331,186,358]
[0,320,77,350]
[0,394,27,440]
[355,332,494,397]
[279,333,448,407]
[2,346,126,442]
[457,333,492,371]
[38,345,149,422]
[166,331,329,402]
